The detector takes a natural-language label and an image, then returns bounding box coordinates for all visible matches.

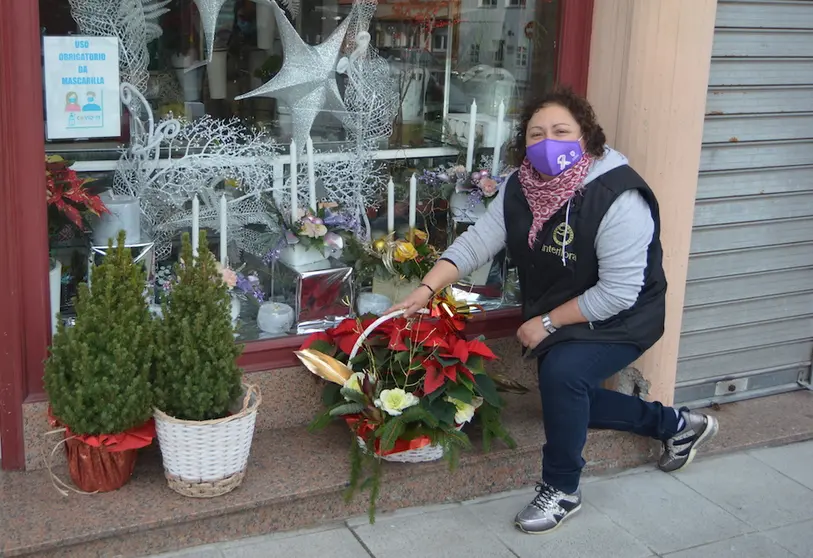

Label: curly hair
[508,86,607,167]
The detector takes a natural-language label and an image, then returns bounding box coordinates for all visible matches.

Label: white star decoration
[192,0,229,69]
[236,0,354,153]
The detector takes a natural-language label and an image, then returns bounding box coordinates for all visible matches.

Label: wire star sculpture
[235,0,355,153]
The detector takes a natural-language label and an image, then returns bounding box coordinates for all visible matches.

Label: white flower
[375,388,420,416]
[343,372,366,395]
[446,396,483,424]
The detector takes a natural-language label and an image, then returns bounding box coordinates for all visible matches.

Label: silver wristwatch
[541,314,558,334]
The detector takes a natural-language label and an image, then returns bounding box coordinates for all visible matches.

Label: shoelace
[530,483,559,511]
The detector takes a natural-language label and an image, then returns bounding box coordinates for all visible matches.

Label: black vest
[504,165,667,357]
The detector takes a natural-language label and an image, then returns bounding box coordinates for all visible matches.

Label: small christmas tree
[153,232,243,421]
[45,231,154,435]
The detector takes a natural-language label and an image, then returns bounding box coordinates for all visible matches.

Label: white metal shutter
[675,0,813,406]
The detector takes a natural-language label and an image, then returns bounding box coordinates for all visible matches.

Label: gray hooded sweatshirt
[441,148,655,323]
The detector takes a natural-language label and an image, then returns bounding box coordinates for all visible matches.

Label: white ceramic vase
[278,244,327,268]
[357,292,392,316]
[230,294,241,326]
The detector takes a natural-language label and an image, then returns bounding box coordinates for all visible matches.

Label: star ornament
[238,0,355,153]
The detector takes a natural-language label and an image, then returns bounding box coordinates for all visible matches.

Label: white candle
[408,173,417,232]
[306,137,317,212]
[492,100,505,177]
[465,99,477,171]
[387,178,395,234]
[191,194,200,257]
[219,194,228,266]
[290,140,298,224]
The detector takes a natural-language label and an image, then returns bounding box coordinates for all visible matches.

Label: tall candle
[219,194,228,266]
[191,194,200,256]
[408,173,417,232]
[289,140,298,224]
[492,100,505,177]
[306,137,317,212]
[387,178,395,234]
[465,99,477,171]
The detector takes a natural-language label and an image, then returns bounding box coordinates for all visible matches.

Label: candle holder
[88,240,155,289]
[90,193,142,246]
[257,301,294,334]
[278,244,327,268]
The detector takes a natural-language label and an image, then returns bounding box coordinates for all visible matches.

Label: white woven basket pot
[154,383,261,498]
[355,424,465,464]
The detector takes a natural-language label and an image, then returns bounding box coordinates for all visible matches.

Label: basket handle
[348,308,430,361]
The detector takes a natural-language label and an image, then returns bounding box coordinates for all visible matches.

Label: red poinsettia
[45,155,108,235]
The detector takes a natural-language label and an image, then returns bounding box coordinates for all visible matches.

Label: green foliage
[44,231,154,435]
[152,232,243,421]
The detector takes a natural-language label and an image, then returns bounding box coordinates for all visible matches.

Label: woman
[390,87,719,534]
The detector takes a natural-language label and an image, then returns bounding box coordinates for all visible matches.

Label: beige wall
[587,0,718,405]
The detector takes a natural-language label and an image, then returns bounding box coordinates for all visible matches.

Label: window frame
[0,0,596,471]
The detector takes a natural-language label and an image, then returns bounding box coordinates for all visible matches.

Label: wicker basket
[154,383,261,498]
[348,309,460,464]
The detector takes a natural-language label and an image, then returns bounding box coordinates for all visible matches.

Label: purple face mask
[526,138,584,177]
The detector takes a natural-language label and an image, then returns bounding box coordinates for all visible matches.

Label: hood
[586,147,629,183]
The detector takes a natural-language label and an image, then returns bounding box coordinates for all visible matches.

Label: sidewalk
[149,440,813,558]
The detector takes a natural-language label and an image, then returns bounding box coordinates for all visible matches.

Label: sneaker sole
[671,414,719,473]
[514,504,582,535]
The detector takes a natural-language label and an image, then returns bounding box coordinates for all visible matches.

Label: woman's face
[525,103,583,149]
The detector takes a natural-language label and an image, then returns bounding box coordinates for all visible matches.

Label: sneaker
[658,409,719,473]
[514,482,582,534]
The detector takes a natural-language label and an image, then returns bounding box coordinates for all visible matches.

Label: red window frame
[0,0,593,470]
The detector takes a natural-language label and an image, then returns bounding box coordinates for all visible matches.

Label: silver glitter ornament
[192,0,229,69]
[235,0,353,153]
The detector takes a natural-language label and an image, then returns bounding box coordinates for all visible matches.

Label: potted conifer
[44,231,156,493]
[152,232,261,498]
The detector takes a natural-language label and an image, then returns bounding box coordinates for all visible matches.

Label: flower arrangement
[263,198,356,264]
[419,164,514,208]
[45,155,108,239]
[296,297,517,522]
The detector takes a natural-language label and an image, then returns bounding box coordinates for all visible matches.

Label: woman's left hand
[517,316,549,349]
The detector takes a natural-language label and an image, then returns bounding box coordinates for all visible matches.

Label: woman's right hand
[385,284,434,317]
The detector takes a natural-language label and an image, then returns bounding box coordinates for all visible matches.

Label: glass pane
[40,0,557,338]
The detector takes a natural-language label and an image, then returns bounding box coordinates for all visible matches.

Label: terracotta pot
[65,436,138,492]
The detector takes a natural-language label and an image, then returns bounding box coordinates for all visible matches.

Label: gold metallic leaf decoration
[294,349,353,385]
[489,373,531,394]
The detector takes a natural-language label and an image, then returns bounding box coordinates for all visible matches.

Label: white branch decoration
[114,83,282,260]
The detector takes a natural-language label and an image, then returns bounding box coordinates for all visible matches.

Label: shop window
[38,0,560,345]
[507,0,527,7]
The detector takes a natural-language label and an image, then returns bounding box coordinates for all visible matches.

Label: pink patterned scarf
[519,154,593,248]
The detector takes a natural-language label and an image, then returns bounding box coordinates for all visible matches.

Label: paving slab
[220,527,369,558]
[763,519,813,557]
[465,494,654,558]
[155,546,224,558]
[585,470,750,555]
[749,440,813,491]
[671,452,813,530]
[663,533,796,558]
[352,506,516,558]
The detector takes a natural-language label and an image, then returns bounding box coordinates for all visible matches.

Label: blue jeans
[538,341,680,493]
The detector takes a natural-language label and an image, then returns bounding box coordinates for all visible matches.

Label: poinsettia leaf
[322,383,342,406]
[446,384,474,404]
[376,417,406,452]
[329,402,365,417]
[474,375,501,408]
[436,356,458,367]
[465,355,486,376]
[427,398,457,425]
[306,339,337,356]
[426,384,447,402]
[467,338,496,359]
[340,388,368,405]
[423,360,446,394]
